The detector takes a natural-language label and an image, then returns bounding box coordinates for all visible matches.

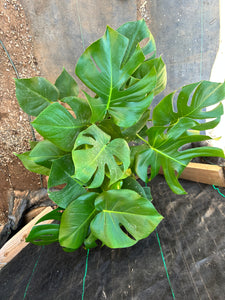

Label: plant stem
[136,133,149,145]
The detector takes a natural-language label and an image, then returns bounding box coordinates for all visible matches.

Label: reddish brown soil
[0,0,43,228]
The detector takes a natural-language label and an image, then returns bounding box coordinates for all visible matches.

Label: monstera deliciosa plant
[15,20,225,251]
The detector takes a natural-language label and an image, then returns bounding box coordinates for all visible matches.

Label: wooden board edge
[0,206,53,271]
[159,162,225,187]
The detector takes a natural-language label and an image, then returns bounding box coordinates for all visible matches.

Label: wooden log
[159,162,225,187]
[24,207,47,224]
[0,206,52,270]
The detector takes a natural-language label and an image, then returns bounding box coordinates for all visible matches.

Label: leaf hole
[48,183,66,191]
[113,155,123,167]
[172,91,179,113]
[91,55,101,73]
[119,224,136,241]
[86,166,99,186]
[75,144,94,150]
[139,37,149,49]
[83,133,94,138]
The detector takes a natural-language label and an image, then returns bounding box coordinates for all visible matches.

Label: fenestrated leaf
[152,81,225,130]
[90,189,163,248]
[48,155,86,209]
[32,102,89,151]
[55,67,79,99]
[14,151,50,176]
[135,118,225,194]
[133,57,167,96]
[59,193,98,250]
[117,19,156,62]
[15,77,59,116]
[76,25,156,127]
[26,224,59,245]
[72,125,130,188]
[29,140,66,168]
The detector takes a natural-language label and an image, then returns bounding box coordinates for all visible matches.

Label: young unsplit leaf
[55,67,79,99]
[29,140,66,168]
[136,118,225,194]
[72,125,130,188]
[14,151,50,176]
[26,224,60,245]
[75,25,157,127]
[48,155,86,209]
[90,189,163,248]
[59,193,98,250]
[32,102,90,152]
[152,81,225,130]
[15,77,59,116]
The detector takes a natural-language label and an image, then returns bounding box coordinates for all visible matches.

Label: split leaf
[26,224,59,245]
[136,118,225,194]
[91,189,163,248]
[72,125,130,188]
[76,25,156,127]
[152,81,225,130]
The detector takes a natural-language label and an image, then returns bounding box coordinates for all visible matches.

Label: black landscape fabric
[1,175,225,300]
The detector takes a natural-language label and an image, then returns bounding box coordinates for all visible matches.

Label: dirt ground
[0,0,43,229]
[0,0,150,238]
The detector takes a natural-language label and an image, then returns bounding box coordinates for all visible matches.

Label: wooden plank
[24,207,47,224]
[0,206,52,270]
[159,162,225,187]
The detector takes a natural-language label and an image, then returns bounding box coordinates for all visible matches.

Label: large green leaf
[29,140,66,168]
[32,102,89,151]
[26,224,59,245]
[152,81,225,130]
[55,68,79,99]
[116,19,156,62]
[75,25,156,127]
[15,77,59,116]
[59,193,98,250]
[135,118,225,194]
[48,155,86,208]
[14,151,50,176]
[90,190,163,248]
[72,125,130,188]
